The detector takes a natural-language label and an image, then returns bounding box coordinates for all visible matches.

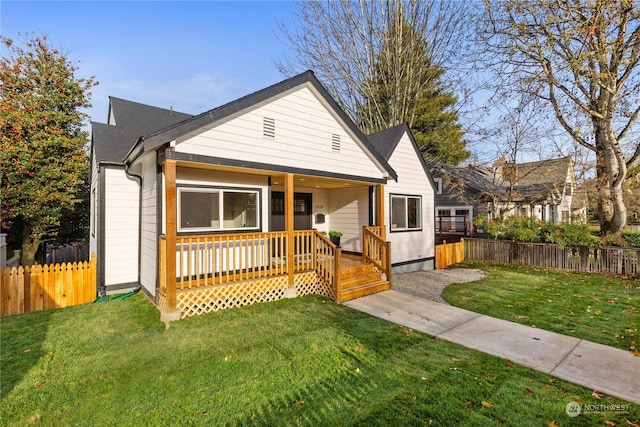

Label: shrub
[483,215,600,247]
[544,223,602,247]
[621,230,640,248]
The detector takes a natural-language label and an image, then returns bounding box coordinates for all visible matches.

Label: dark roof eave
[123,136,145,165]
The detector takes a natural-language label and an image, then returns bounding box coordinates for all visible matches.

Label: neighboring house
[431,163,495,239]
[431,156,587,240]
[90,71,436,320]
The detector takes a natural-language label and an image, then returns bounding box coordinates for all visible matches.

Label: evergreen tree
[358,12,469,165]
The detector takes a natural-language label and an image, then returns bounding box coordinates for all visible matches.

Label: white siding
[139,153,157,296]
[175,86,386,180]
[328,187,369,253]
[89,150,99,256]
[308,188,329,233]
[384,133,435,270]
[104,168,140,286]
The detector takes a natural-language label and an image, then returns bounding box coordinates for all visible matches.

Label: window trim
[177,185,261,234]
[389,193,423,233]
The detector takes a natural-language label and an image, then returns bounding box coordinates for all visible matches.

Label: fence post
[0,234,6,270]
[334,247,342,303]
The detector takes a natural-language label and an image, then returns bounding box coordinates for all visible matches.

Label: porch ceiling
[175,160,375,189]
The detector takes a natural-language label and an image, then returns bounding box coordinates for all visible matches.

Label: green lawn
[442,262,640,352]
[0,295,640,426]
[1,293,638,426]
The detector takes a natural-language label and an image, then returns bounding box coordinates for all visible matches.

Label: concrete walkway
[344,290,640,405]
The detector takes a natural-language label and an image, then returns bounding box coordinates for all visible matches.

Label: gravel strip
[391,268,488,304]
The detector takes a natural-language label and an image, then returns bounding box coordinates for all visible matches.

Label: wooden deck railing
[159,231,324,290]
[293,230,315,272]
[362,226,391,281]
[159,229,390,303]
[314,230,340,294]
[160,232,286,289]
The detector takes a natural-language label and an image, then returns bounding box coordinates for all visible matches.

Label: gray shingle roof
[431,163,501,196]
[508,157,571,202]
[92,98,192,164]
[571,186,588,210]
[367,124,407,161]
[432,156,574,204]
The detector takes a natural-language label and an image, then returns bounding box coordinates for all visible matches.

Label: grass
[442,262,640,352]
[1,294,638,426]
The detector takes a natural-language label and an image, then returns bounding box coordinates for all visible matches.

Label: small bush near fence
[1,254,96,317]
[465,238,640,277]
[479,216,604,247]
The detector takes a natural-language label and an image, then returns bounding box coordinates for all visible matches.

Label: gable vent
[263,117,275,139]
[331,134,341,152]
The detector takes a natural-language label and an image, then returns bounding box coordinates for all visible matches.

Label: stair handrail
[363,226,391,282]
[313,230,341,301]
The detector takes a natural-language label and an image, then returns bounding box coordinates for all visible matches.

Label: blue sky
[2,1,296,124]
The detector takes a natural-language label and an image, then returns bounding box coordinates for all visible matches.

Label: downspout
[123,161,143,294]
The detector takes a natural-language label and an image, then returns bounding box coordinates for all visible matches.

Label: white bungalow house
[90,71,435,320]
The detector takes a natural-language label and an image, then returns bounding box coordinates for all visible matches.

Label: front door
[271,192,312,231]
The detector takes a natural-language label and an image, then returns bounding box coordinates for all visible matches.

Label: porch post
[163,159,180,321]
[285,173,295,288]
[376,184,386,240]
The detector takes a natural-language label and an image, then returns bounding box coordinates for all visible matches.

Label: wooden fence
[1,253,97,317]
[436,239,465,269]
[465,238,640,276]
[45,243,90,264]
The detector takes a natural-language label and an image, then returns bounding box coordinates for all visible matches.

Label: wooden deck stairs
[338,255,390,302]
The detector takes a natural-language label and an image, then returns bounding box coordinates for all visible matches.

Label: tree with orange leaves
[0,34,97,265]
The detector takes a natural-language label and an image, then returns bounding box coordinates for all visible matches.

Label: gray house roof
[507,157,572,202]
[368,124,407,161]
[433,156,575,207]
[92,97,192,164]
[434,163,501,196]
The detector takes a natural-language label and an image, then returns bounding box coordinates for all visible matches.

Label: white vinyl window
[178,187,260,232]
[390,194,422,231]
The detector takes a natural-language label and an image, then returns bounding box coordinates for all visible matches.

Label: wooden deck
[338,254,390,302]
[159,230,392,317]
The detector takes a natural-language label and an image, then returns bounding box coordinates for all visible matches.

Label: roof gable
[134,71,396,180]
[369,124,435,189]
